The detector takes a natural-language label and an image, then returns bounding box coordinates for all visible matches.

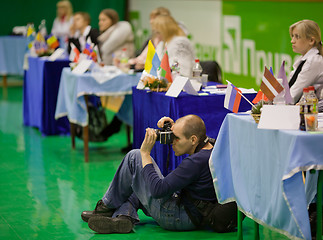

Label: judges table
[23,56,70,135]
[132,87,256,175]
[209,113,323,240]
[55,68,141,162]
[0,36,26,94]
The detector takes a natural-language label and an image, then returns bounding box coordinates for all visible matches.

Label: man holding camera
[81,114,237,234]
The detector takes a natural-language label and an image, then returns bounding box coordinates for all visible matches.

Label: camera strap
[194,136,209,153]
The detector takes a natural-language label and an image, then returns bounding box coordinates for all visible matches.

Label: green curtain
[0,0,127,36]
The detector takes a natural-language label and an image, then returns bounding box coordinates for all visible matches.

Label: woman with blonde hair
[288,19,323,103]
[51,0,73,39]
[151,15,195,77]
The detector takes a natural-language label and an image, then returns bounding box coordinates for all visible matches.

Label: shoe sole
[81,212,113,223]
[88,216,133,234]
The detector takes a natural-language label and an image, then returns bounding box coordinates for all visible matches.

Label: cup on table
[201,74,208,87]
[304,113,318,131]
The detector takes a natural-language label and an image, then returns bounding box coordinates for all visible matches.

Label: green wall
[0,0,127,36]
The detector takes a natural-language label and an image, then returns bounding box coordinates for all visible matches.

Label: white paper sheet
[258,105,300,130]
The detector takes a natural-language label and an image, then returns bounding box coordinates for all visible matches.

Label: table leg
[83,125,89,163]
[83,95,89,163]
[237,210,243,240]
[2,75,8,98]
[70,123,76,149]
[254,221,260,240]
[317,170,323,240]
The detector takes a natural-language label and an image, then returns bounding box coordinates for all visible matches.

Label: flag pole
[226,80,255,108]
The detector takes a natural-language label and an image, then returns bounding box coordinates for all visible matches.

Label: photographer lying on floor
[81,114,237,234]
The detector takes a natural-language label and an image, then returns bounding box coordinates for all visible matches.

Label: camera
[155,121,174,144]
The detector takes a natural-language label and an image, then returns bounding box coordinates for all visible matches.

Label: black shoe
[88,216,133,234]
[81,200,115,222]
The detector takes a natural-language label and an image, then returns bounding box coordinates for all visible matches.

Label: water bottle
[38,19,47,36]
[119,48,129,73]
[273,78,285,105]
[171,59,180,79]
[192,59,203,83]
[299,87,309,131]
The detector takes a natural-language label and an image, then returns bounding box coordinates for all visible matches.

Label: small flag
[144,40,160,76]
[26,25,35,50]
[277,61,293,104]
[69,43,80,62]
[252,90,268,104]
[47,34,59,49]
[260,67,284,101]
[159,51,172,83]
[82,42,92,56]
[224,82,242,113]
[93,45,101,63]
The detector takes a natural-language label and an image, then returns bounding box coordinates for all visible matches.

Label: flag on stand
[252,90,268,104]
[144,40,160,76]
[82,42,93,56]
[46,34,60,49]
[69,43,80,62]
[277,61,293,104]
[93,45,101,63]
[260,67,284,101]
[159,51,172,83]
[26,25,35,50]
[224,82,242,113]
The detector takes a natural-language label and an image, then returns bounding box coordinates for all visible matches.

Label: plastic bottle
[273,78,285,105]
[171,59,180,79]
[38,19,47,36]
[307,86,318,114]
[192,59,203,82]
[119,48,129,72]
[299,87,309,131]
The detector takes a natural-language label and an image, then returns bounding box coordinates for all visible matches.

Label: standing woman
[289,19,323,104]
[51,0,73,40]
[151,15,195,77]
[98,9,135,65]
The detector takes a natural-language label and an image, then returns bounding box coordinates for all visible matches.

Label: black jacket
[68,27,99,53]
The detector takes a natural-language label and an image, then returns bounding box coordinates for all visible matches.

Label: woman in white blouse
[289,20,323,103]
[151,15,195,78]
[51,0,73,41]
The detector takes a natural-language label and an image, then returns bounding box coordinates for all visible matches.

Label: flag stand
[226,80,255,109]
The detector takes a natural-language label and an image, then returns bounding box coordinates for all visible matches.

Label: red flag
[252,90,268,104]
[159,51,172,83]
[260,67,284,101]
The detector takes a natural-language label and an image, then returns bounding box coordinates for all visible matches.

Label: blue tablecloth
[0,36,27,75]
[23,56,70,135]
[209,113,323,240]
[132,87,256,175]
[55,68,141,127]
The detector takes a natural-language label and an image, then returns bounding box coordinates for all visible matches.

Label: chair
[200,61,222,83]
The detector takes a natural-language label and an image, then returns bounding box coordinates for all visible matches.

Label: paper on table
[72,59,93,74]
[165,76,199,97]
[184,80,199,95]
[258,105,300,130]
[48,48,65,61]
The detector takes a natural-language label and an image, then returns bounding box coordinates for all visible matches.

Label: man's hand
[157,117,174,129]
[140,128,157,167]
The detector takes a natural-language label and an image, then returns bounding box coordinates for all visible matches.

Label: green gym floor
[0,80,289,239]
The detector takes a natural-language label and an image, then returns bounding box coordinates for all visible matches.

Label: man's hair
[74,12,91,25]
[176,115,207,143]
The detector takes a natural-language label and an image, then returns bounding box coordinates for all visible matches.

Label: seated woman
[68,12,99,53]
[97,9,135,65]
[288,19,323,104]
[151,15,195,77]
[51,0,73,45]
[128,7,189,71]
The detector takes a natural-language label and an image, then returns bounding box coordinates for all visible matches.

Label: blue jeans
[102,149,196,231]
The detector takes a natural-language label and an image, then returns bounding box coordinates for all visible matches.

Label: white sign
[48,48,65,61]
[258,105,300,130]
[165,76,198,97]
[72,59,93,74]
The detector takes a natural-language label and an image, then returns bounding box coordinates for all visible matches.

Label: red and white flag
[69,43,80,63]
[260,67,284,101]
